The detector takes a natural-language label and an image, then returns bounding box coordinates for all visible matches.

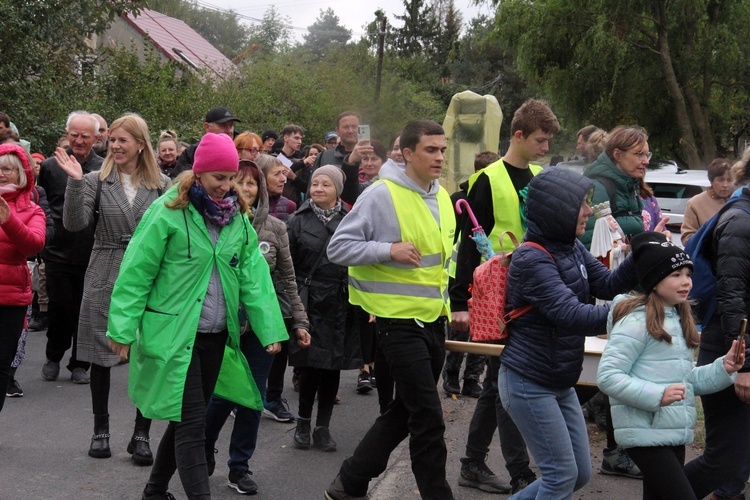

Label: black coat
[286,200,361,370]
[37,148,103,266]
[702,189,750,365]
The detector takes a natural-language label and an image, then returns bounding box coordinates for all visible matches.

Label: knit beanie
[631,232,693,293]
[311,165,345,197]
[193,133,239,173]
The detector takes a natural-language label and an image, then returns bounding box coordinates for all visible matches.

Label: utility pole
[375,17,386,103]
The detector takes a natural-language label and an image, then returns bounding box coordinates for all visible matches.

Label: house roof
[124,8,235,78]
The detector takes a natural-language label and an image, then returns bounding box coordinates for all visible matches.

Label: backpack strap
[589,175,618,214]
[502,242,554,325]
[93,177,103,227]
[591,174,645,219]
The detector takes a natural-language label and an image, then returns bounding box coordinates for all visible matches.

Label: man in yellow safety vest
[324,119,456,500]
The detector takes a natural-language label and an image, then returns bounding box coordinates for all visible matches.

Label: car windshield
[649,182,705,215]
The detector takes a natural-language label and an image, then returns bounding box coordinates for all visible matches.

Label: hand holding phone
[736,318,747,365]
[358,125,371,143]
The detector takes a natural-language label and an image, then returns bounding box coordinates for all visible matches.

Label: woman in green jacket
[106,133,287,500]
[581,126,650,248]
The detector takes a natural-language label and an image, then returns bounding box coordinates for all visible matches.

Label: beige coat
[680,190,726,246]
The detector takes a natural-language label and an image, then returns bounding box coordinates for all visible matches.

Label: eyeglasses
[628,150,652,161]
[238,148,259,154]
[0,166,17,175]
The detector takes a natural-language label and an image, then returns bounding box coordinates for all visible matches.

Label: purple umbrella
[456,199,494,260]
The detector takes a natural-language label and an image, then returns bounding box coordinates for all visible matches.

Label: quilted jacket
[501,168,638,389]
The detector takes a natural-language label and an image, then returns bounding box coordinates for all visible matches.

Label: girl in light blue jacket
[597,231,744,500]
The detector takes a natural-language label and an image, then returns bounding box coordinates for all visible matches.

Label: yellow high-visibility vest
[348,179,455,322]
[448,160,542,276]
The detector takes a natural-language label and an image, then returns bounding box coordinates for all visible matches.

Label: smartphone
[358,125,371,142]
[736,318,747,364]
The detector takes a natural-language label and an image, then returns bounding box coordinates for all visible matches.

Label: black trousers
[340,317,453,500]
[265,340,288,403]
[146,331,227,499]
[44,261,89,371]
[443,326,486,381]
[684,348,750,498]
[0,305,27,412]
[358,307,377,365]
[627,445,695,500]
[297,367,340,427]
[464,355,532,479]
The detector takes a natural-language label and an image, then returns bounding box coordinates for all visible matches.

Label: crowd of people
[1,103,749,500]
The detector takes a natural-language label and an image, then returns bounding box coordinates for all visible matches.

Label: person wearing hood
[252,153,298,423]
[204,159,310,495]
[0,143,46,414]
[498,167,639,499]
[106,133,287,500]
[286,164,361,452]
[324,120,455,500]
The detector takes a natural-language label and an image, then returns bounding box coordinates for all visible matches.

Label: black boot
[294,418,311,449]
[127,410,153,466]
[312,426,337,452]
[89,414,111,458]
[28,311,48,331]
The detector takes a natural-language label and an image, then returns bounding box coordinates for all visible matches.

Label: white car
[645,167,710,247]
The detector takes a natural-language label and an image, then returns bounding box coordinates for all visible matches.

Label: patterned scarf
[188,181,238,227]
[311,199,342,225]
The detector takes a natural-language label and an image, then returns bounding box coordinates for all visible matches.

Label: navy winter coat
[500,168,638,389]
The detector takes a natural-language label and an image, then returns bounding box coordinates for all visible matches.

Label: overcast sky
[205,0,493,41]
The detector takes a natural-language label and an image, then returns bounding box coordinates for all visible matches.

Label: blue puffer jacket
[597,296,735,448]
[500,168,639,389]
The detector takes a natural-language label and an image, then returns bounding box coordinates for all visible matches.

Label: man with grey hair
[91,113,108,156]
[37,111,104,384]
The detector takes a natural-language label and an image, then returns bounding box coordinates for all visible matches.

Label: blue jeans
[339,317,453,500]
[205,332,273,472]
[499,364,591,499]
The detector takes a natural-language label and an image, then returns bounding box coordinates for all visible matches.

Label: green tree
[492,0,750,166]
[429,0,463,78]
[448,15,535,135]
[394,0,438,57]
[245,6,293,59]
[1,0,146,151]
[302,8,352,60]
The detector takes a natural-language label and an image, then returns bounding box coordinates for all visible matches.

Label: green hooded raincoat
[106,186,288,421]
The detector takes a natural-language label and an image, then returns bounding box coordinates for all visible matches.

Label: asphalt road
[2,328,722,499]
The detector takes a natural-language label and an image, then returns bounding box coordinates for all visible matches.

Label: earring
[139,149,143,154]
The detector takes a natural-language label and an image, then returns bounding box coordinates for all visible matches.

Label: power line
[193,0,379,38]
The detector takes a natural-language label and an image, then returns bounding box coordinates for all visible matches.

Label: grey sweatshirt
[327,159,443,266]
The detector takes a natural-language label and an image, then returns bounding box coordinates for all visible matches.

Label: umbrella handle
[455,199,481,229]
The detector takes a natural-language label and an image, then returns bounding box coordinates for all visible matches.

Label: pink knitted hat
[193,133,239,173]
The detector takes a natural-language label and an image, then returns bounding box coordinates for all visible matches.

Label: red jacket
[0,144,46,306]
